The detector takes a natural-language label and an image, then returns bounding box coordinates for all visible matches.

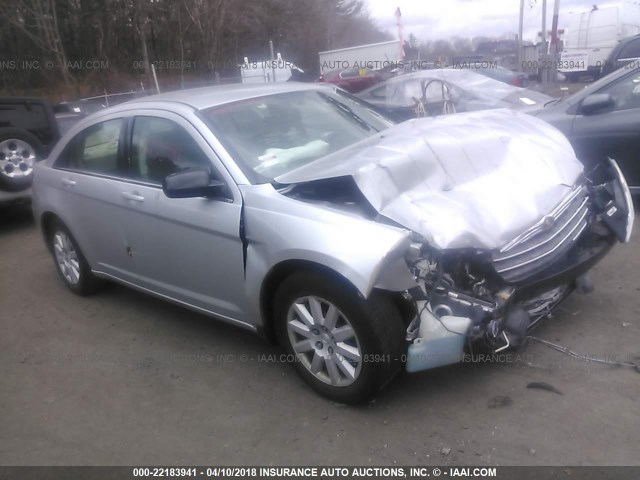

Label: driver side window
[130,116,212,184]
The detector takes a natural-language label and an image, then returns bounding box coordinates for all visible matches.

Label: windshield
[201,89,393,183]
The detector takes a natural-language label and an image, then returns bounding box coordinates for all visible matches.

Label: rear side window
[129,116,212,185]
[56,118,124,175]
[619,39,640,60]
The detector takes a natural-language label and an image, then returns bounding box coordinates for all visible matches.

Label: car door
[52,116,134,275]
[570,70,640,189]
[115,112,247,323]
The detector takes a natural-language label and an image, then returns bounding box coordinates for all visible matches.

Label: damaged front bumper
[405,159,635,373]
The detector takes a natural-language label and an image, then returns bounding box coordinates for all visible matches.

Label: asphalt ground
[1,203,638,466]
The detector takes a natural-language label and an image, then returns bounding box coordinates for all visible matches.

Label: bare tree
[1,0,391,95]
[0,0,76,89]
[134,0,150,81]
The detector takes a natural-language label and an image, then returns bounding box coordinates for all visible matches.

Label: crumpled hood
[276,109,584,250]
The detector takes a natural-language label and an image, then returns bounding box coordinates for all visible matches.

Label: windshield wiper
[319,93,376,132]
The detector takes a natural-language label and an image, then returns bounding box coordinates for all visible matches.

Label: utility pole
[550,0,561,86]
[396,7,405,62]
[541,0,548,88]
[269,40,276,82]
[518,0,525,71]
[151,63,160,93]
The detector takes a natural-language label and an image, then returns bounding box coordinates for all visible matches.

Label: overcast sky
[366,0,623,42]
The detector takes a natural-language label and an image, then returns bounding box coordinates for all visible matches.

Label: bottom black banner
[0,466,638,480]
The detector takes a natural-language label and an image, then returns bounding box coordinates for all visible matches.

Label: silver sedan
[32,83,634,403]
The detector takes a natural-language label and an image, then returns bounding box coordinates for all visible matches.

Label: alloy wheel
[286,296,362,387]
[0,139,35,179]
[53,231,81,285]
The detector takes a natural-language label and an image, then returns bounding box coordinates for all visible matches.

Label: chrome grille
[493,186,590,283]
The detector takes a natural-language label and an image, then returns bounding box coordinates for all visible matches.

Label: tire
[274,271,406,404]
[48,220,104,296]
[0,129,43,192]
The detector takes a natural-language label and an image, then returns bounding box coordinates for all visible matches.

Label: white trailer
[560,0,640,74]
[319,40,402,73]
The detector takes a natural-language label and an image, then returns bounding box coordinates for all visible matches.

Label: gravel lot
[1,203,639,466]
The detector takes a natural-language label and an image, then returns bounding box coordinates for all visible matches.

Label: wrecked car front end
[404,161,633,372]
[275,109,634,373]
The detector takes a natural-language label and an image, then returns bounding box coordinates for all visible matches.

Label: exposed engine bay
[400,160,634,371]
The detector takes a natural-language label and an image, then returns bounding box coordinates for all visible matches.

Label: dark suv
[0,97,59,204]
[601,35,640,77]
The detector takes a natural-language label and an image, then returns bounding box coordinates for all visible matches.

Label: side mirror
[163,169,226,199]
[580,93,614,115]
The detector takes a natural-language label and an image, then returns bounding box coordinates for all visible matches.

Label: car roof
[122,82,329,110]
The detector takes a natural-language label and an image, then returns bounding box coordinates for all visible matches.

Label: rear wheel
[0,129,43,192]
[48,221,104,295]
[274,271,405,404]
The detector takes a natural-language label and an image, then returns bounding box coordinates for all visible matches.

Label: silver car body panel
[277,109,584,250]
[239,183,418,326]
[33,107,251,328]
[32,86,421,333]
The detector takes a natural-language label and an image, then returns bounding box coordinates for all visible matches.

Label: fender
[240,184,418,330]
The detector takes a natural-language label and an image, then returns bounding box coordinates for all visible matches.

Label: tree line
[0,0,390,99]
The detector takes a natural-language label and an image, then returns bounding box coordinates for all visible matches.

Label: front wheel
[274,271,406,404]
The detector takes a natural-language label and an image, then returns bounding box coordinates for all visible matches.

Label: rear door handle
[121,191,145,203]
[61,178,76,187]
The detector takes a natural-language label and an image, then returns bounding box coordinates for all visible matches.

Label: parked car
[451,56,529,86]
[0,97,60,205]
[54,99,106,135]
[318,67,382,93]
[473,65,530,87]
[601,34,640,76]
[32,83,634,404]
[356,69,552,122]
[530,65,640,193]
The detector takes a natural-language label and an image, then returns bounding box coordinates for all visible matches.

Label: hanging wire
[526,336,640,373]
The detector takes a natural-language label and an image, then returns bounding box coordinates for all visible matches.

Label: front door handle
[61,178,76,187]
[121,191,145,203]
